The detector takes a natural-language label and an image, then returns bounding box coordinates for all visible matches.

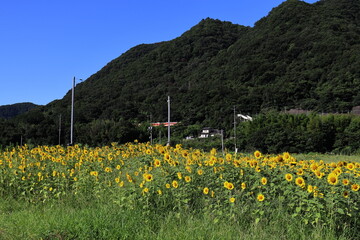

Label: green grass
[232,152,360,163]
[0,196,355,240]
[293,153,360,163]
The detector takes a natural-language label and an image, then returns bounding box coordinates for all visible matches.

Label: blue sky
[0,0,318,106]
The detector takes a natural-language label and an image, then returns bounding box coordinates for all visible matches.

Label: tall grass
[0,195,355,240]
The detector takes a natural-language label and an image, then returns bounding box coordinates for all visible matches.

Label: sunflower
[126,174,133,183]
[327,173,338,185]
[283,152,291,161]
[142,187,149,194]
[261,177,268,185]
[351,184,359,192]
[165,183,171,189]
[295,177,305,188]
[285,173,293,182]
[229,197,236,203]
[314,170,324,179]
[257,193,265,202]
[249,160,258,168]
[172,180,179,188]
[296,168,304,176]
[346,163,355,171]
[203,187,209,195]
[164,153,170,161]
[254,150,262,159]
[210,148,217,155]
[310,163,318,172]
[333,168,342,176]
[209,156,216,166]
[184,176,191,183]
[224,181,234,190]
[143,173,153,182]
[197,169,203,175]
[158,146,165,154]
[182,150,189,158]
[342,179,350,186]
[226,153,232,161]
[153,159,161,167]
[307,185,313,193]
[177,172,182,180]
[343,191,349,198]
[241,182,246,190]
[330,162,337,168]
[337,162,345,168]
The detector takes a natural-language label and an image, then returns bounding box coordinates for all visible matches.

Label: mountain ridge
[0,102,39,119]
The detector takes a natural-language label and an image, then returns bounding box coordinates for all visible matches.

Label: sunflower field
[0,142,359,235]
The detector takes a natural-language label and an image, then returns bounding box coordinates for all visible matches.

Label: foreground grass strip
[0,197,354,240]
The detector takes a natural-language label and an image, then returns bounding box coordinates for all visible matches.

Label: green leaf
[296,206,301,213]
[337,208,345,215]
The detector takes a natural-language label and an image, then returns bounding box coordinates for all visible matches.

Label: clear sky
[0,0,318,106]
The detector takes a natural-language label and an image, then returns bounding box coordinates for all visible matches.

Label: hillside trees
[237,112,360,154]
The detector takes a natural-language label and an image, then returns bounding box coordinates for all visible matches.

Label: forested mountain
[0,102,38,119]
[1,0,359,148]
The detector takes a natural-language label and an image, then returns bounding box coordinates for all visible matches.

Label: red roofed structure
[151,122,178,127]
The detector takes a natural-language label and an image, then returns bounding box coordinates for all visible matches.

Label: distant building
[286,109,312,115]
[351,106,360,115]
[151,122,178,127]
[199,127,222,138]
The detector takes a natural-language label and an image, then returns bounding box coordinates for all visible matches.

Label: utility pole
[149,114,153,145]
[233,106,237,153]
[221,129,224,155]
[69,77,83,146]
[70,77,75,146]
[167,96,170,146]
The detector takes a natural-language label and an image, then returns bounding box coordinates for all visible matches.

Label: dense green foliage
[238,112,360,154]
[1,0,360,150]
[0,102,38,119]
